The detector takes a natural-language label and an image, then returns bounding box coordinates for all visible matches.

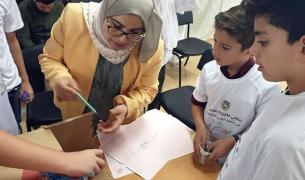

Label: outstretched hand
[97,104,128,133]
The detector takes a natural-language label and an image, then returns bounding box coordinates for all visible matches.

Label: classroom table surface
[0,127,221,180]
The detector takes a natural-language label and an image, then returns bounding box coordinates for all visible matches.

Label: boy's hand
[20,80,34,102]
[62,149,105,177]
[54,77,80,101]
[193,128,208,164]
[206,136,235,162]
[97,104,127,133]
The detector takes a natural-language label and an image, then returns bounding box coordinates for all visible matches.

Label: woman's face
[102,14,145,50]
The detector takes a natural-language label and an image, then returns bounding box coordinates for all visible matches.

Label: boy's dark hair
[36,0,55,5]
[215,5,254,51]
[242,0,305,44]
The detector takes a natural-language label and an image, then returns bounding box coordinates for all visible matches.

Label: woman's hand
[97,104,128,133]
[206,136,235,162]
[53,77,80,101]
[193,127,208,164]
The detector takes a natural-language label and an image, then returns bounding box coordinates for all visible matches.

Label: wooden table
[0,125,220,179]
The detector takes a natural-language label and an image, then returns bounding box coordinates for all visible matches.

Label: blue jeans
[8,85,22,133]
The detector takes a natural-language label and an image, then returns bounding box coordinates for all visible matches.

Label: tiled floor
[163,56,202,91]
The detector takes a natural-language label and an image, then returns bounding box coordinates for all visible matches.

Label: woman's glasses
[106,17,146,42]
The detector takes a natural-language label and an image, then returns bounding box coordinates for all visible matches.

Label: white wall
[171,0,242,64]
[190,0,242,40]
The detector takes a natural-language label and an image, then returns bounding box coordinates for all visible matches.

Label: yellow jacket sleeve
[114,40,164,124]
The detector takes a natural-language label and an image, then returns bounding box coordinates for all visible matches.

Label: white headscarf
[81,0,162,64]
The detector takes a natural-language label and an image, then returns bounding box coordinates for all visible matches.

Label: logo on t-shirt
[221,100,230,111]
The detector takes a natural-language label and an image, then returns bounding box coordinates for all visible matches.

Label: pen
[75,92,98,115]
[75,92,100,137]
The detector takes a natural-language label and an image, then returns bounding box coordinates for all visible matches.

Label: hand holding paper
[193,128,209,164]
[206,137,235,162]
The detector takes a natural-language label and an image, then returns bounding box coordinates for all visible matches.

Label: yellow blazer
[39,4,164,124]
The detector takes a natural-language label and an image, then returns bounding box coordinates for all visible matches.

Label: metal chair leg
[184,56,190,66]
[26,105,32,132]
[179,57,182,87]
[26,120,32,132]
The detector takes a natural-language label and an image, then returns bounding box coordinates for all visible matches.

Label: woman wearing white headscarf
[39,0,163,132]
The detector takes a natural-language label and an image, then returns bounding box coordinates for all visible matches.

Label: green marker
[76,92,100,137]
[76,92,98,115]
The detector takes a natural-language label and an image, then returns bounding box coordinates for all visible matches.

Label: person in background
[17,0,64,49]
[1,0,34,133]
[218,0,305,179]
[192,5,280,165]
[39,0,163,133]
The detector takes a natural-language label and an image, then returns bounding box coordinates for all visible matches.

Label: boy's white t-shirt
[0,77,19,135]
[0,0,23,91]
[218,92,305,180]
[193,61,280,139]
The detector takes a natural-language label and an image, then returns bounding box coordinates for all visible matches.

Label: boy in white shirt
[192,5,280,165]
[0,0,34,132]
[218,0,305,179]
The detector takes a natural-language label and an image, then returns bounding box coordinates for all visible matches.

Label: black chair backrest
[22,44,45,93]
[177,11,193,25]
[197,49,214,70]
[177,11,193,38]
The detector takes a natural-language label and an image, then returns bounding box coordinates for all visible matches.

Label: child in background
[1,0,34,133]
[192,5,280,165]
[218,0,305,179]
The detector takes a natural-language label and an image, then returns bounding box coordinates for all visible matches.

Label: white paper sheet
[104,153,133,179]
[98,109,194,179]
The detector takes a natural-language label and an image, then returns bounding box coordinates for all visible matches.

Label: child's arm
[192,103,208,164]
[6,32,34,102]
[0,130,104,177]
[191,64,210,164]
